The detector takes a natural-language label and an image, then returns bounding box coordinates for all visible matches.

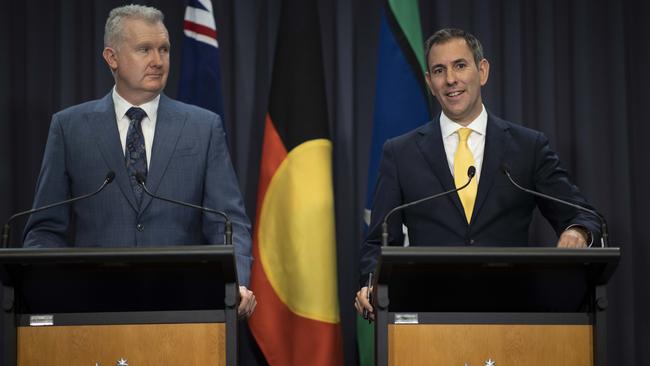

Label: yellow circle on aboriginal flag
[258,139,340,323]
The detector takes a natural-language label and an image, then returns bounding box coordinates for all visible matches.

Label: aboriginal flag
[248,0,343,365]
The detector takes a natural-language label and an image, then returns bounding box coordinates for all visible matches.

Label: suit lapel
[139,95,187,213]
[470,114,509,223]
[415,119,466,220]
[89,93,139,211]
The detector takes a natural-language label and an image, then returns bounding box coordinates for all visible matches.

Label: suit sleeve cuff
[359,273,373,289]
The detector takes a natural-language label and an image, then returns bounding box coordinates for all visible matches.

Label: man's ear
[102,47,118,71]
[478,58,490,86]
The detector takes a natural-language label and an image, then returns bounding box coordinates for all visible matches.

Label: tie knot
[457,127,472,142]
[126,107,147,123]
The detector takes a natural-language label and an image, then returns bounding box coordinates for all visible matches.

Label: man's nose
[445,69,457,85]
[150,51,163,66]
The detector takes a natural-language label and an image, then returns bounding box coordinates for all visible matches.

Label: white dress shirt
[112,87,159,168]
[440,105,488,184]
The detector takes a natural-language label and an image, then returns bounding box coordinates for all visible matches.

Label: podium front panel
[388,323,592,366]
[18,323,226,366]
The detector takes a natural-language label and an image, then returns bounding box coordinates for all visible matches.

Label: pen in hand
[363,273,373,323]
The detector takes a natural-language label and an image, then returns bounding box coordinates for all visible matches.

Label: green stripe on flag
[357,315,375,366]
[388,0,426,72]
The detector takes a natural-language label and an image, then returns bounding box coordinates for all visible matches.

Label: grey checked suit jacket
[24,93,253,286]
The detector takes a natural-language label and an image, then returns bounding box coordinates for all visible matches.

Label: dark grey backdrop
[1,0,648,364]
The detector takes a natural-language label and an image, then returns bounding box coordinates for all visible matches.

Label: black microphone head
[105,171,116,183]
[500,163,511,175]
[134,172,146,185]
[467,166,476,178]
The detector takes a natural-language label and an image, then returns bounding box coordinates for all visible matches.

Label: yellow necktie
[454,128,478,222]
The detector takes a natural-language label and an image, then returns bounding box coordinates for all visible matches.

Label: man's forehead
[428,38,472,64]
[123,19,169,40]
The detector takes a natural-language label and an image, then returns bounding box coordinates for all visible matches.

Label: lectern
[374,247,620,366]
[0,245,239,366]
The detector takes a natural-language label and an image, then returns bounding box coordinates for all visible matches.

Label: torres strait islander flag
[248,0,343,365]
[358,0,431,365]
[178,0,225,117]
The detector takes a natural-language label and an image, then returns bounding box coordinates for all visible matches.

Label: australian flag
[178,0,224,118]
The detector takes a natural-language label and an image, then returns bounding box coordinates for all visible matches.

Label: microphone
[380,166,476,246]
[2,171,116,248]
[134,172,233,245]
[500,164,609,248]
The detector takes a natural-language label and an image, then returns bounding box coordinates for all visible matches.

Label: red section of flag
[254,116,287,209]
[183,20,217,40]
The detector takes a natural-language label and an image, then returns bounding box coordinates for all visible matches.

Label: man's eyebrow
[429,58,469,69]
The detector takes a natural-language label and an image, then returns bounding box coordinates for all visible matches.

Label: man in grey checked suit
[23,4,256,317]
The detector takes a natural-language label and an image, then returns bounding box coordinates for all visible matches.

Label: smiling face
[102,18,170,105]
[425,38,489,126]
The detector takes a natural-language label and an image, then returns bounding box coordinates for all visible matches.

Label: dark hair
[424,28,484,70]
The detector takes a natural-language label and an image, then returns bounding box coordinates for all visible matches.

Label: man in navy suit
[354,28,601,317]
[23,5,256,317]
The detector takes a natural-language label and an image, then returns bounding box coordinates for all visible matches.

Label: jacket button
[137,223,144,232]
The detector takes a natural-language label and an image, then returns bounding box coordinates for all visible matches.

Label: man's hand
[238,286,256,318]
[557,227,588,248]
[354,286,374,321]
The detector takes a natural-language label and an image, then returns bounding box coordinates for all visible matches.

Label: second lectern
[373,246,620,366]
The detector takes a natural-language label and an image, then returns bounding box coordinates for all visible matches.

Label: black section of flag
[268,0,330,152]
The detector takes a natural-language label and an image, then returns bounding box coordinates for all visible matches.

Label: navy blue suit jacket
[360,113,600,283]
[24,93,253,286]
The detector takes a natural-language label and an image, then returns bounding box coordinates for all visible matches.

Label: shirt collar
[112,87,160,123]
[440,104,488,138]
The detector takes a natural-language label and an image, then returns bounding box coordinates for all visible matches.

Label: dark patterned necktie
[125,107,148,206]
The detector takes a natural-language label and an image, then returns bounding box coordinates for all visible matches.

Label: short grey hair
[104,4,165,48]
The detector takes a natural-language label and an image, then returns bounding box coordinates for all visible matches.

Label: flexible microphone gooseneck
[2,171,116,248]
[380,166,477,246]
[501,164,608,248]
[134,172,233,245]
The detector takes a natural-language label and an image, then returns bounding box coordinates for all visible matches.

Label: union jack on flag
[178,0,225,118]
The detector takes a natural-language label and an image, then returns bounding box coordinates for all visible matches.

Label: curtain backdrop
[1,0,648,364]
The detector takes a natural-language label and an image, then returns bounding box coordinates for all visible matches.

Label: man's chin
[143,78,166,89]
[443,106,468,120]
[142,84,166,95]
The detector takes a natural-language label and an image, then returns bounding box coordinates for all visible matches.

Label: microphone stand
[502,167,609,248]
[381,167,476,246]
[2,172,115,248]
[135,173,233,245]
